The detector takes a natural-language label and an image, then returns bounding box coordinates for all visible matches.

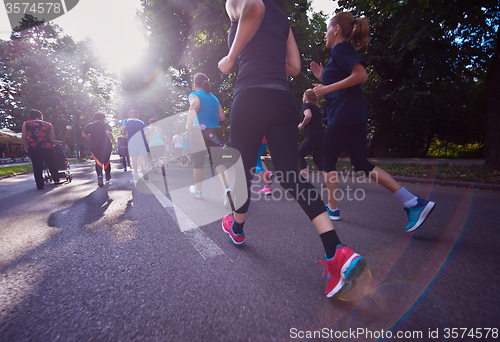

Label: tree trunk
[485,30,500,172]
[371,109,392,157]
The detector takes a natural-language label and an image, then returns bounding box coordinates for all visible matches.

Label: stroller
[43,141,72,183]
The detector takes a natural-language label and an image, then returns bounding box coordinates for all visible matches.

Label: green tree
[336,0,499,158]
[485,30,500,171]
[133,0,329,142]
[0,15,115,156]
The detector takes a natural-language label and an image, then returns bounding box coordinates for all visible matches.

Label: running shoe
[221,214,245,246]
[404,198,435,232]
[318,244,366,298]
[325,205,340,221]
[265,171,274,185]
[98,176,104,187]
[190,185,202,199]
[258,186,272,195]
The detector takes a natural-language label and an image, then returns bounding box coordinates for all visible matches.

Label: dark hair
[29,109,43,120]
[330,12,371,49]
[149,118,157,124]
[94,112,105,121]
[194,73,211,94]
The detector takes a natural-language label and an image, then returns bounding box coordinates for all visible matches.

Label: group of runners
[23,1,436,299]
[215,1,435,299]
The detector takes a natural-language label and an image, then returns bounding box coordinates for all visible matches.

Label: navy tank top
[228,0,290,95]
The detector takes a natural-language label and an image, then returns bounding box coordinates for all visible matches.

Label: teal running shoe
[404,198,435,232]
[325,205,340,221]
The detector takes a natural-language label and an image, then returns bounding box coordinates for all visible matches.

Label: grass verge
[305,161,500,185]
[0,159,88,178]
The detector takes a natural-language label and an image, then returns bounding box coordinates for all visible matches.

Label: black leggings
[322,123,375,174]
[91,144,112,177]
[298,130,324,171]
[191,127,224,169]
[28,147,59,187]
[230,88,326,221]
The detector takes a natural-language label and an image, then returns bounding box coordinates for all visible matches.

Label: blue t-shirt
[322,41,368,126]
[122,118,146,141]
[228,0,290,95]
[189,90,221,128]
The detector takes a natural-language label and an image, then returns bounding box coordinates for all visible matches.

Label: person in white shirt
[172,131,184,162]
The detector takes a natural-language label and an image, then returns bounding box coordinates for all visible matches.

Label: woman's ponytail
[194,73,211,94]
[350,16,371,50]
[330,12,371,50]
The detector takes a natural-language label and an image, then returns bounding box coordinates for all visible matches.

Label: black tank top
[228,0,290,95]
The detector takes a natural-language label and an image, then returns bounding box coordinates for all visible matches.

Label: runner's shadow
[47,188,113,229]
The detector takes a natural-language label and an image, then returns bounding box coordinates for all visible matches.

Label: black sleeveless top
[228,0,290,95]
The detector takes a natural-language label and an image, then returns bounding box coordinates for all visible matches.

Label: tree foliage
[336,0,499,158]
[126,0,498,161]
[0,15,115,155]
[124,0,328,138]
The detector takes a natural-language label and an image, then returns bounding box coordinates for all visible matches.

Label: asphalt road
[0,156,499,342]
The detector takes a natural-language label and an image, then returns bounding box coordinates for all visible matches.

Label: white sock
[394,187,418,208]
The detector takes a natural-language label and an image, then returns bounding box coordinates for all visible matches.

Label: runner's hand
[218,55,235,75]
[312,83,329,97]
[310,62,323,81]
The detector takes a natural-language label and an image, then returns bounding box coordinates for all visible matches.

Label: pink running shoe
[265,171,274,185]
[258,185,272,195]
[221,215,245,246]
[318,244,366,298]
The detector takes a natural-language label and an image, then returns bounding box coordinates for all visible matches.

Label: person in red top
[21,109,60,189]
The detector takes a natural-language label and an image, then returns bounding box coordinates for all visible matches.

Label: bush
[427,139,484,159]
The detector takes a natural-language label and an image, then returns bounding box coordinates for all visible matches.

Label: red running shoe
[258,185,272,195]
[221,215,245,246]
[318,244,366,298]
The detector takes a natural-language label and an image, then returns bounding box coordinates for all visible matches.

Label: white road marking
[144,180,225,260]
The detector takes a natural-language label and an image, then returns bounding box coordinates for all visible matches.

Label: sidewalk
[264,156,485,166]
[263,156,499,191]
[359,157,485,166]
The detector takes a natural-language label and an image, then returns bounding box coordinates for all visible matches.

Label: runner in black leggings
[311,12,435,228]
[298,89,325,180]
[218,0,366,299]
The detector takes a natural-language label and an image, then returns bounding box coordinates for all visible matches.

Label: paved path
[0,156,499,341]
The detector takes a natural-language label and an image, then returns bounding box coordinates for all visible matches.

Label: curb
[393,176,500,192]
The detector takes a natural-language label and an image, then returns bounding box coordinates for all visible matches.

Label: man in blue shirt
[121,110,149,180]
